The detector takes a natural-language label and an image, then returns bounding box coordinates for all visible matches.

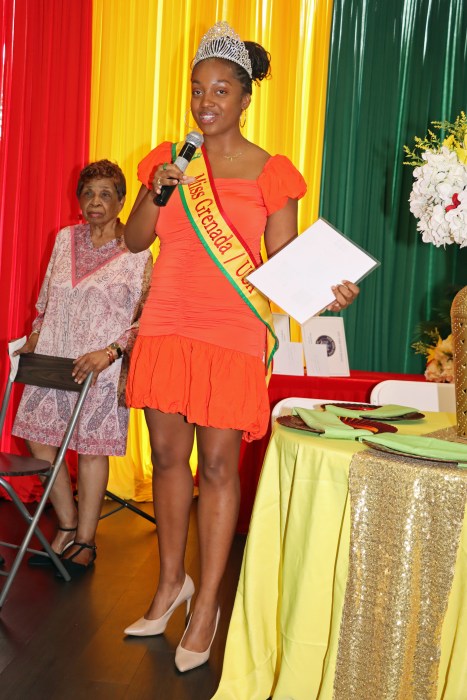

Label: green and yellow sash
[174,142,278,376]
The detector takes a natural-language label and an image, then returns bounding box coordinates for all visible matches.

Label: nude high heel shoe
[124,574,195,636]
[175,607,220,672]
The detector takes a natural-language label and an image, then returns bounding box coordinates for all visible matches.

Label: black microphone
[154,131,204,206]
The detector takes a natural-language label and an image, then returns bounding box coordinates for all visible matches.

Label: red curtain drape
[0,0,92,499]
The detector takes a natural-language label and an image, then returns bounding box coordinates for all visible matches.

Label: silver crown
[193,21,252,79]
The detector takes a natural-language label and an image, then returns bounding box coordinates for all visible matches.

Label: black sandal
[28,525,77,567]
[56,541,97,577]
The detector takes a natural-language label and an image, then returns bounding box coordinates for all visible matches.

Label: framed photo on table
[302,317,350,376]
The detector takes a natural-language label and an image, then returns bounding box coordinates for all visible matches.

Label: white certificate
[247,218,379,324]
[272,341,304,376]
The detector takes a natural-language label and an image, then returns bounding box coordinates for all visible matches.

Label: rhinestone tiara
[193,21,252,79]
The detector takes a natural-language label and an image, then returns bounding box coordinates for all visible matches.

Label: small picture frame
[272,313,304,376]
[301,317,350,376]
[272,341,304,376]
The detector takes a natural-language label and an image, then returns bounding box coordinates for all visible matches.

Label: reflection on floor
[0,497,245,699]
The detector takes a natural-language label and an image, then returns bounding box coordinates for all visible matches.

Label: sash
[174,142,278,376]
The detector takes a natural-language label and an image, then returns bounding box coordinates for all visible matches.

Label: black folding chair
[101,490,156,525]
[0,350,92,607]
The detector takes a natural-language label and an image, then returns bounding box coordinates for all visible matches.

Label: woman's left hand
[327,280,360,312]
[72,350,112,385]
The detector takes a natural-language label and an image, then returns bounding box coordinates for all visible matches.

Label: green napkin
[324,403,420,420]
[360,433,467,467]
[293,408,373,440]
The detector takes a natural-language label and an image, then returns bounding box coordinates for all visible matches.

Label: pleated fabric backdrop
[320,0,467,374]
[0,0,92,499]
[1,0,466,500]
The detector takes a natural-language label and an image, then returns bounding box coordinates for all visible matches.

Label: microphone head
[186,131,204,148]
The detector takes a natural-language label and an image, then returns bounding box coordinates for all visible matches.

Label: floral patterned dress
[12,224,151,455]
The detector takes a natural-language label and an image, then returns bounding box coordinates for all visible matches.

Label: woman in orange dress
[123,22,359,671]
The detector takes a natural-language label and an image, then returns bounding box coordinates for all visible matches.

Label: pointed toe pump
[124,573,195,637]
[175,607,220,673]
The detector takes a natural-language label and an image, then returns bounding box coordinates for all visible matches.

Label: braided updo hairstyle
[230,41,271,94]
[193,41,271,95]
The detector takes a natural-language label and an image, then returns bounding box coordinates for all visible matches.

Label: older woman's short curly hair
[76,160,126,201]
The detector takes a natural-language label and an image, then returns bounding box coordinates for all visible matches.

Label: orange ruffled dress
[126,142,306,441]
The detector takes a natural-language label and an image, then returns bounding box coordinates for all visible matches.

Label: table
[5,369,424,510]
[215,412,467,699]
[236,370,425,533]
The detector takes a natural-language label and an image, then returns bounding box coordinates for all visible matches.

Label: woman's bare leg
[26,439,77,553]
[181,425,242,652]
[144,409,195,619]
[62,454,109,565]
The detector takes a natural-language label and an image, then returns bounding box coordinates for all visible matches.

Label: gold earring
[185,109,196,130]
[240,110,247,129]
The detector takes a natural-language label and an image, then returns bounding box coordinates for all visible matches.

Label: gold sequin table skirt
[212,412,467,700]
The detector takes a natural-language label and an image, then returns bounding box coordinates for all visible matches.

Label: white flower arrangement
[404,113,467,247]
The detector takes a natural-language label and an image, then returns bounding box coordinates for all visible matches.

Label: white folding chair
[369,380,456,412]
[0,350,92,607]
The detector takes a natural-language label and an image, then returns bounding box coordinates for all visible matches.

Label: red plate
[360,440,457,463]
[340,417,397,433]
[277,415,397,435]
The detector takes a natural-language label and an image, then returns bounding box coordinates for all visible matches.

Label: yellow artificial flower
[455,145,467,164]
[442,134,467,162]
[426,334,453,362]
[438,333,453,354]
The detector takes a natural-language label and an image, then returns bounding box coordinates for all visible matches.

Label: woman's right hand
[152,162,195,196]
[13,333,39,356]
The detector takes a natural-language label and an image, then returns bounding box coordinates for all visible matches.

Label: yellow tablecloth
[213,412,467,700]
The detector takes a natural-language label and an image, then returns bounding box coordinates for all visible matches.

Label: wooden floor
[0,497,246,700]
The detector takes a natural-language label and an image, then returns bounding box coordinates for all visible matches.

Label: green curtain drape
[320,0,467,373]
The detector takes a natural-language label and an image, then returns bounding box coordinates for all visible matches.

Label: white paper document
[272,313,290,344]
[301,317,350,376]
[8,336,27,380]
[272,341,304,376]
[247,218,379,324]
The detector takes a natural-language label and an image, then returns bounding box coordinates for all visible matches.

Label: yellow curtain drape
[89,0,333,500]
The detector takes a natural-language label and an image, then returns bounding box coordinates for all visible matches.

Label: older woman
[12,160,151,574]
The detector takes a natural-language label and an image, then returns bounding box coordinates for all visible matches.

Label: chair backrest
[0,352,92,442]
[271,396,360,427]
[14,353,85,391]
[369,380,456,412]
